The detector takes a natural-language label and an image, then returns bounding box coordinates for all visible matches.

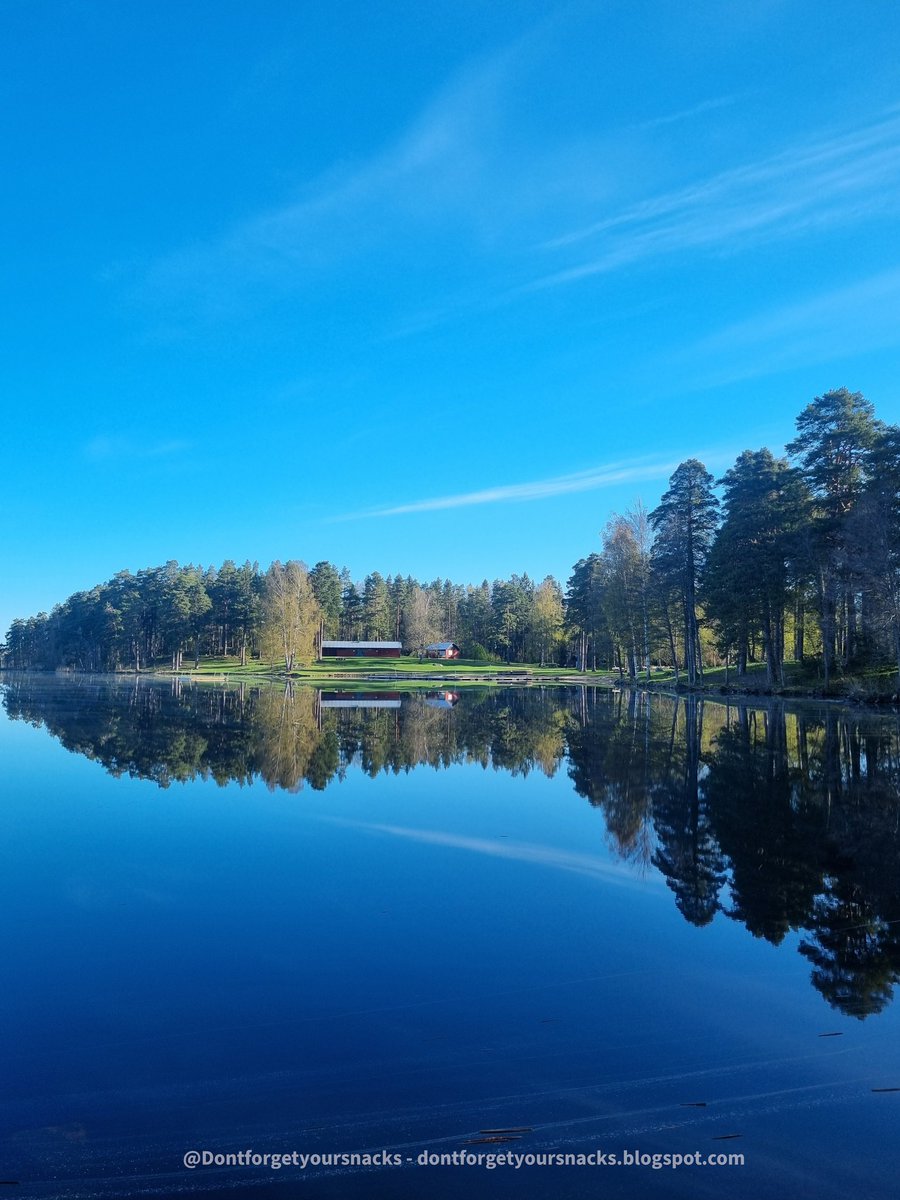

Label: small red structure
[425,642,461,660]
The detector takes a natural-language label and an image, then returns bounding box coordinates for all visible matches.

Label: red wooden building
[321,640,403,658]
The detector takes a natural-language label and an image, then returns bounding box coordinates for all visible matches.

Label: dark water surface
[2,675,900,1199]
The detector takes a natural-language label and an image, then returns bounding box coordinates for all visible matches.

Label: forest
[4,388,900,687]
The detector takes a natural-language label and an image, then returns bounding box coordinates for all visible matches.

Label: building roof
[322,640,402,649]
[425,642,460,651]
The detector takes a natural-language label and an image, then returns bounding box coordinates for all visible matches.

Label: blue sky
[4,0,900,633]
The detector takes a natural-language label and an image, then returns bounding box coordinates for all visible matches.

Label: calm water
[2,675,900,1199]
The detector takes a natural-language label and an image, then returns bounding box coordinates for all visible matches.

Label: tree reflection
[703,708,825,943]
[566,688,657,866]
[800,884,900,1018]
[0,677,570,792]
[4,675,900,1017]
[562,689,900,1013]
[651,699,726,927]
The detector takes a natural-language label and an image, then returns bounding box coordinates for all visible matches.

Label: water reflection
[4,675,900,1019]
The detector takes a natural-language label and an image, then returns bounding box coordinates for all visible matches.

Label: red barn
[321,641,403,658]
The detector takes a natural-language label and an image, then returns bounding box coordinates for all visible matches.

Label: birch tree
[261,560,321,672]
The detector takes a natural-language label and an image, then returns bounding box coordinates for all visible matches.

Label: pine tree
[704,449,808,685]
[787,388,880,684]
[650,460,719,686]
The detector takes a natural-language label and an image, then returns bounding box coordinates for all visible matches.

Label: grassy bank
[632,659,900,702]
[145,655,900,703]
[149,654,617,687]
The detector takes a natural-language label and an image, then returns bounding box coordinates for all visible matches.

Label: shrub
[468,642,500,663]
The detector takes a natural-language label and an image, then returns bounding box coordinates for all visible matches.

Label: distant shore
[6,656,899,709]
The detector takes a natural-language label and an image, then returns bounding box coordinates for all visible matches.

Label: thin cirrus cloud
[533,107,900,290]
[140,36,565,309]
[637,93,739,130]
[333,453,730,521]
[682,266,900,387]
[140,57,505,302]
[329,819,660,889]
[136,41,900,330]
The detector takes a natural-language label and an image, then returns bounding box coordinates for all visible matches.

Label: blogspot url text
[182,1148,745,1171]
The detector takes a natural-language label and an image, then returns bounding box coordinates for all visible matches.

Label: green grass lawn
[150,654,899,697]
[638,659,900,695]
[152,654,615,683]
[643,661,806,688]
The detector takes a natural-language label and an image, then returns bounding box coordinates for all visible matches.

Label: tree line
[5,388,900,686]
[1,557,568,672]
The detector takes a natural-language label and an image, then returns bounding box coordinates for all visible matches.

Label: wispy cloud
[332,819,659,888]
[133,22,622,323]
[533,108,900,289]
[139,36,578,314]
[637,94,739,131]
[682,266,900,386]
[132,35,900,340]
[137,58,500,309]
[333,453,731,520]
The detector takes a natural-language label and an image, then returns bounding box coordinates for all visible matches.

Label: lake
[2,675,899,1198]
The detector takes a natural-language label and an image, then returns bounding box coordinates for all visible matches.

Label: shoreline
[5,665,900,709]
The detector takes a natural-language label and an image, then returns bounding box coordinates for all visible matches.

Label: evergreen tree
[650,460,719,686]
[787,388,880,684]
[566,555,608,670]
[309,562,343,637]
[362,571,391,640]
[851,426,900,684]
[704,449,808,684]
